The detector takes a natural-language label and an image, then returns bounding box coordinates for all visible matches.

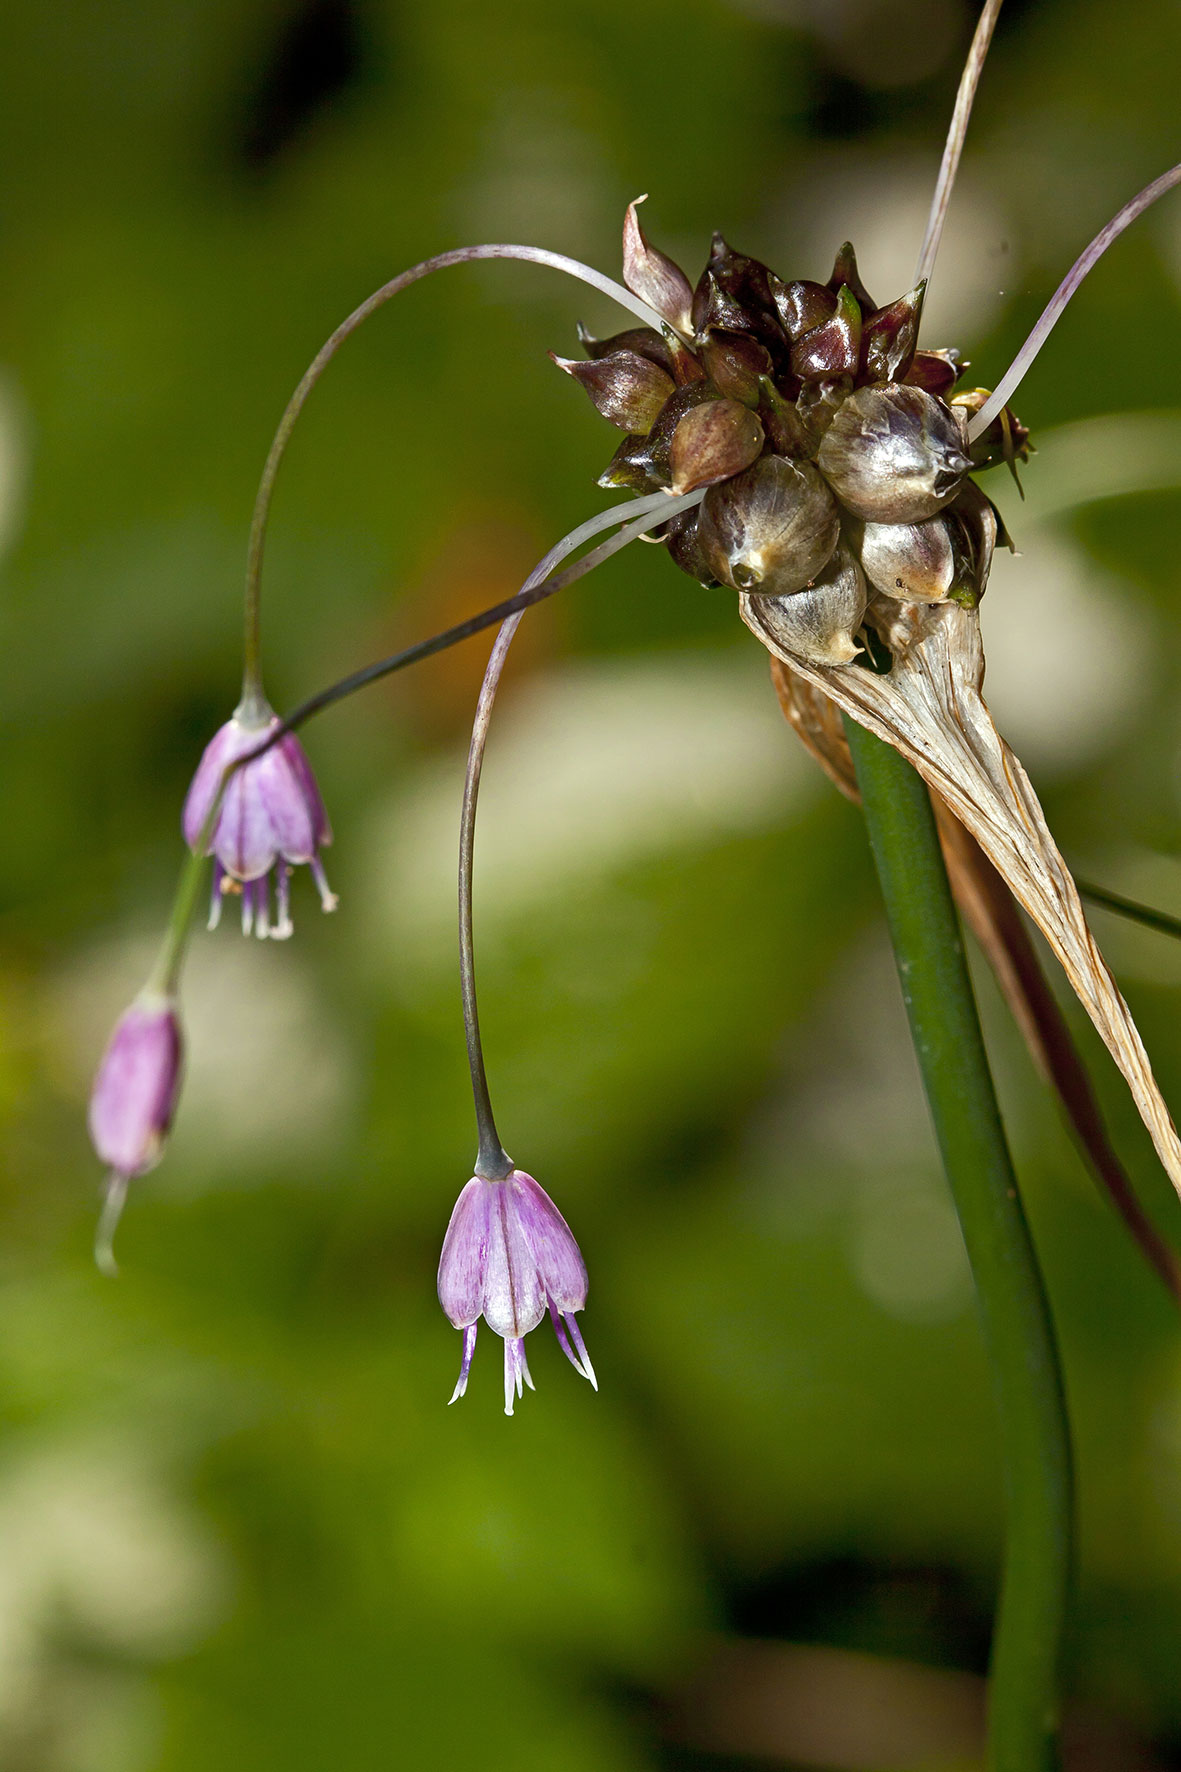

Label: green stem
[843,717,1072,1772]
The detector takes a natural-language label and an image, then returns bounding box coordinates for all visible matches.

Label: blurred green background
[1,0,1180,1766]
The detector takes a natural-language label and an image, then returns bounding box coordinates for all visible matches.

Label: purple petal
[481,1178,546,1341]
[449,1323,478,1405]
[251,740,322,865]
[182,715,332,885]
[88,996,183,1178]
[512,1170,588,1311]
[274,733,332,850]
[437,1177,491,1327]
[182,719,250,852]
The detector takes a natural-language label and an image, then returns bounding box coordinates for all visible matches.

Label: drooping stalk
[844,717,1072,1772]
[458,614,523,1181]
[160,490,704,1036]
[914,0,1005,289]
[239,244,683,697]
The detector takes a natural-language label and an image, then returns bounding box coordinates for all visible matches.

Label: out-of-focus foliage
[0,0,1180,1766]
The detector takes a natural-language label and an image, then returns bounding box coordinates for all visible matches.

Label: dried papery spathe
[740,594,1181,1194]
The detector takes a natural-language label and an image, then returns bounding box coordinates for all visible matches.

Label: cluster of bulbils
[555,200,1028,667]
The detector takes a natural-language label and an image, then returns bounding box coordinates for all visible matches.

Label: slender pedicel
[969,164,1181,441]
[914,0,1005,290]
[241,246,690,693]
[459,614,522,1180]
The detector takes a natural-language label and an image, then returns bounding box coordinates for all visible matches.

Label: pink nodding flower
[88,991,183,1179]
[437,1169,597,1416]
[182,702,336,941]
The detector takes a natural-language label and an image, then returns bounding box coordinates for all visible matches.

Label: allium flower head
[182,701,336,940]
[437,1168,597,1416]
[556,210,1027,662]
[88,991,184,1272]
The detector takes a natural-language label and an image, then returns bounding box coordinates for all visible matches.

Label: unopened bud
[623,197,694,334]
[817,384,972,523]
[742,541,867,666]
[669,398,764,494]
[699,454,840,594]
[551,349,675,433]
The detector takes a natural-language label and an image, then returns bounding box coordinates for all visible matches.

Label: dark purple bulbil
[554,207,1030,665]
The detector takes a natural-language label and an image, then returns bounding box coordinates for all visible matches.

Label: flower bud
[550,349,675,433]
[622,197,694,334]
[757,376,812,457]
[742,542,867,666]
[89,993,183,1186]
[860,282,924,383]
[817,384,972,523]
[669,398,765,494]
[791,283,862,380]
[598,381,718,491]
[699,454,840,594]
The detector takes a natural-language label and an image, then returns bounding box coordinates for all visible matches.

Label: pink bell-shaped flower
[182,700,336,940]
[437,1168,597,1415]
